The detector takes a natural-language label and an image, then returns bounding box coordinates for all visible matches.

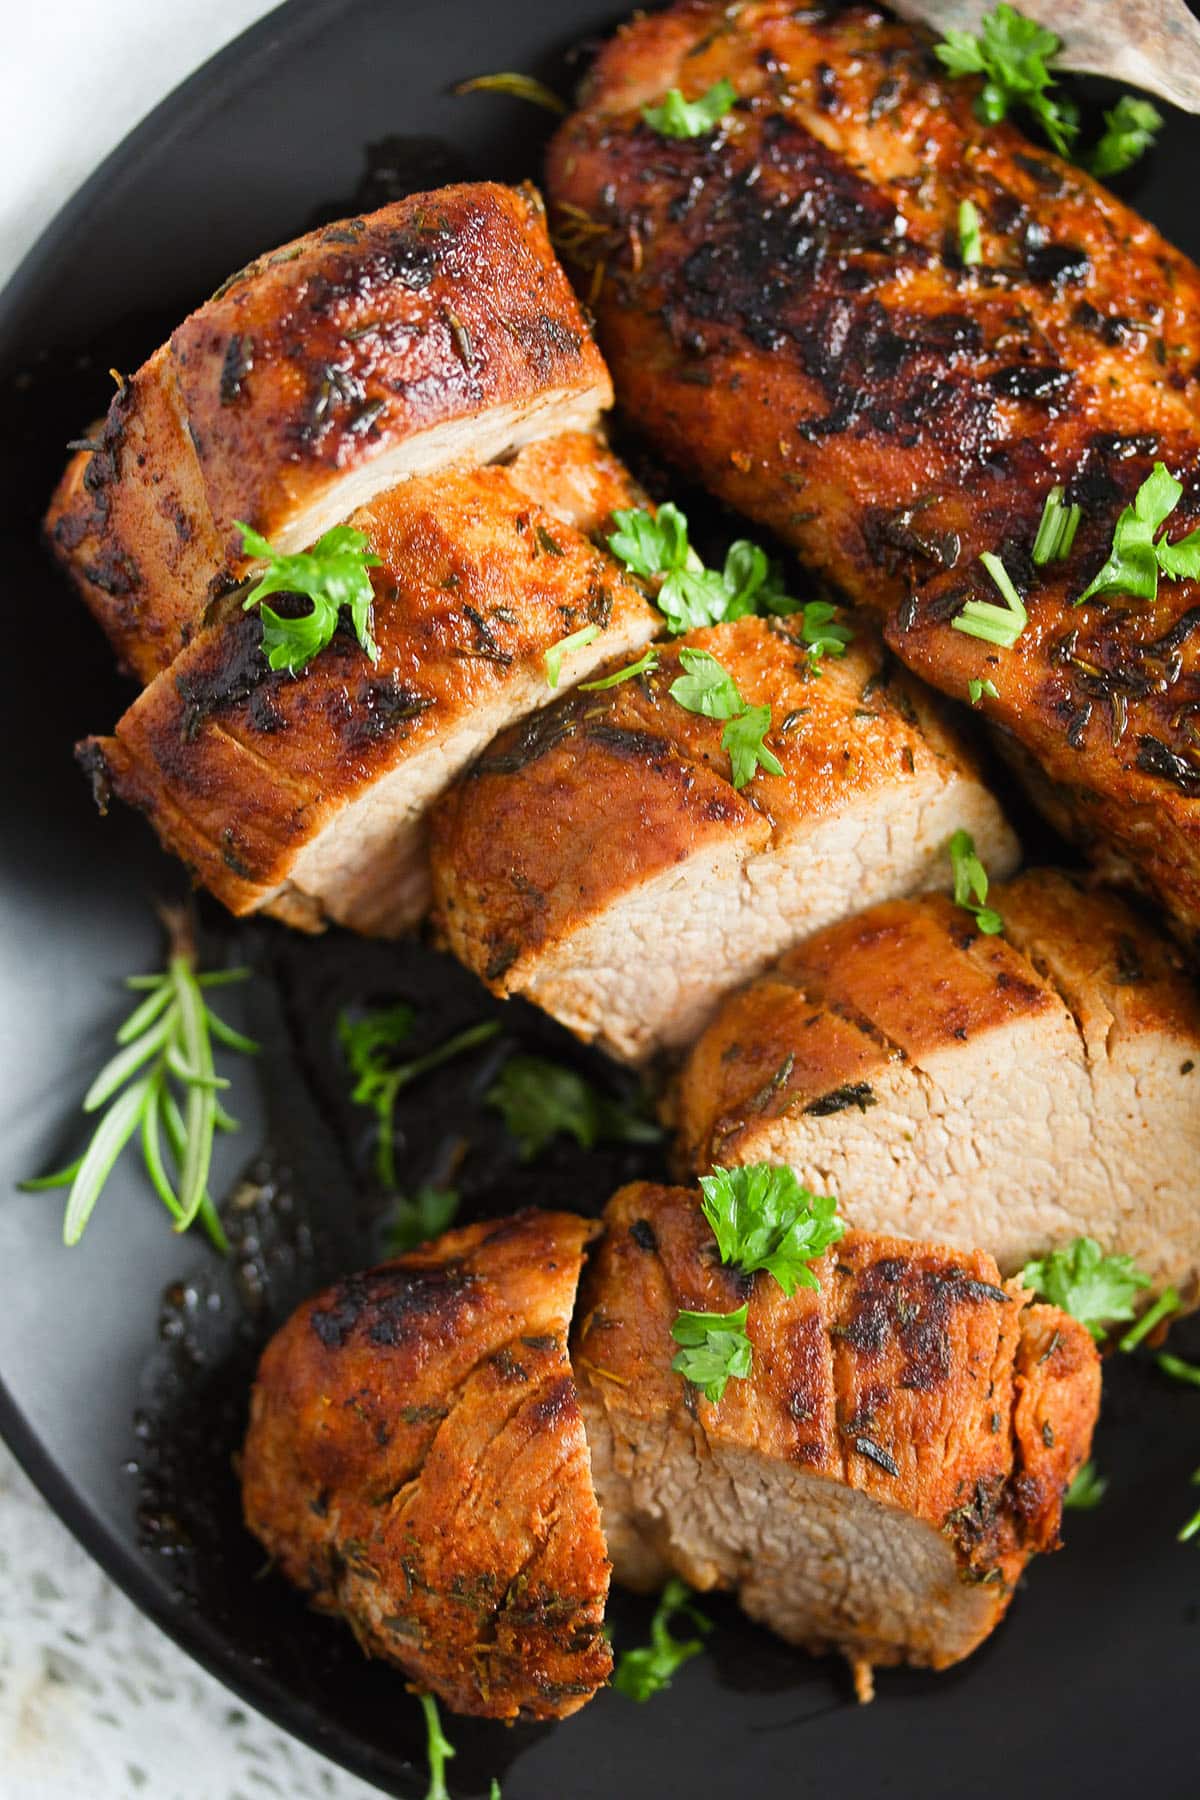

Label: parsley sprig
[669,648,784,789]
[21,913,255,1250]
[642,79,737,140]
[613,1578,711,1700]
[698,1165,844,1296]
[237,521,382,674]
[1089,96,1163,179]
[339,1005,500,1189]
[935,4,1078,154]
[671,1303,753,1404]
[1075,463,1200,607]
[1019,1236,1151,1339]
[946,829,1004,934]
[487,1055,660,1162]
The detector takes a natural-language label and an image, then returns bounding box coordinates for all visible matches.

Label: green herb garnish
[339,1006,500,1189]
[487,1055,660,1162]
[951,553,1028,649]
[642,79,737,140]
[20,914,254,1250]
[1180,1471,1200,1544]
[934,4,1078,155]
[1158,1353,1200,1390]
[699,1164,844,1295]
[237,521,382,674]
[958,198,983,266]
[1031,484,1082,566]
[544,623,601,688]
[1076,462,1200,606]
[1063,1459,1108,1511]
[795,598,855,672]
[418,1692,454,1800]
[579,647,661,690]
[384,1185,461,1256]
[671,1303,753,1404]
[453,71,567,114]
[946,828,1004,934]
[1019,1236,1151,1339]
[1118,1285,1179,1353]
[613,1578,711,1700]
[968,677,999,705]
[668,649,784,789]
[1089,95,1162,179]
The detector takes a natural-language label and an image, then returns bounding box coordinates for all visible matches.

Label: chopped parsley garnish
[1031,484,1082,566]
[699,1164,844,1295]
[1118,1284,1179,1353]
[934,5,1078,155]
[796,598,855,671]
[1063,1459,1108,1511]
[418,1692,454,1800]
[237,521,381,674]
[579,647,661,690]
[968,677,999,705]
[1089,95,1162,179]
[339,1005,500,1189]
[1181,1471,1200,1545]
[951,553,1028,649]
[544,623,600,688]
[958,198,983,266]
[669,649,784,788]
[486,1054,660,1162]
[1019,1236,1151,1339]
[1158,1352,1200,1390]
[613,1578,711,1701]
[1075,462,1200,606]
[671,1304,753,1404]
[384,1185,460,1256]
[946,828,1004,934]
[453,71,567,114]
[642,79,737,140]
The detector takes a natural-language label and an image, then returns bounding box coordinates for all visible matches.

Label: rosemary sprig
[21,915,256,1250]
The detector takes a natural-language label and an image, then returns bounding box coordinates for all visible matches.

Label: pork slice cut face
[576,1183,1099,1673]
[45,182,612,682]
[79,450,658,936]
[431,614,1017,1061]
[241,1209,612,1722]
[675,875,1200,1306]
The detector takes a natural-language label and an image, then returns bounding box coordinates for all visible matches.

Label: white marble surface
[2,5,383,1795]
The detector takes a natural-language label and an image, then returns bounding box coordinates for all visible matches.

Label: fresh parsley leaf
[951,553,1028,649]
[958,198,983,266]
[723,704,784,788]
[1089,95,1162,179]
[384,1185,460,1256]
[1031,484,1082,565]
[418,1692,454,1800]
[797,598,854,671]
[1075,461,1200,605]
[968,677,999,705]
[579,647,661,691]
[1158,1352,1200,1390]
[608,504,691,580]
[238,521,382,674]
[1019,1236,1151,1338]
[934,5,1078,156]
[544,623,600,688]
[613,1578,711,1701]
[1063,1459,1107,1511]
[659,565,737,634]
[671,1304,753,1404]
[698,1164,844,1295]
[946,828,1004,934]
[668,647,745,718]
[487,1055,660,1163]
[339,1006,500,1189]
[642,79,737,140]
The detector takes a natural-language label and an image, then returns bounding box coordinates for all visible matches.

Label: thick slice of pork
[577,1182,1099,1676]
[79,441,658,936]
[675,871,1200,1307]
[431,615,1018,1061]
[241,1210,612,1722]
[45,182,612,681]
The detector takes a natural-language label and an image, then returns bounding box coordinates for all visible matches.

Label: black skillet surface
[1,2,1199,1794]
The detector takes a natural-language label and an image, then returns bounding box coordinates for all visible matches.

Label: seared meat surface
[431,614,1016,1060]
[577,1183,1099,1673]
[47,183,611,680]
[675,872,1200,1306]
[547,1,1200,934]
[241,1210,612,1721]
[80,438,657,935]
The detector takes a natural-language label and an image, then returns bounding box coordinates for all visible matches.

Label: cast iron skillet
[1,2,1197,1794]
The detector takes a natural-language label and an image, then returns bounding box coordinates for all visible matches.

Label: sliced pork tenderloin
[675,872,1200,1307]
[79,443,658,935]
[46,182,612,681]
[241,1209,612,1722]
[577,1182,1100,1674]
[431,615,1018,1061]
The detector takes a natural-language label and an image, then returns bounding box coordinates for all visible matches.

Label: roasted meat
[675,871,1200,1306]
[47,183,612,680]
[241,1210,612,1721]
[431,614,1017,1060]
[79,438,658,935]
[547,1,1200,934]
[577,1182,1100,1674]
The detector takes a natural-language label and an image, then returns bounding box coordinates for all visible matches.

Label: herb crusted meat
[241,1210,612,1721]
[546,0,1200,936]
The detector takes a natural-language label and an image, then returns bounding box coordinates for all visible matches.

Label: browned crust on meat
[547,1,1200,933]
[46,183,612,680]
[576,1183,1099,1665]
[78,454,657,933]
[241,1210,612,1721]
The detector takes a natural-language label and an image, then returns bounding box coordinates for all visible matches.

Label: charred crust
[802,1080,877,1116]
[309,1263,476,1350]
[75,740,113,812]
[629,1218,658,1252]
